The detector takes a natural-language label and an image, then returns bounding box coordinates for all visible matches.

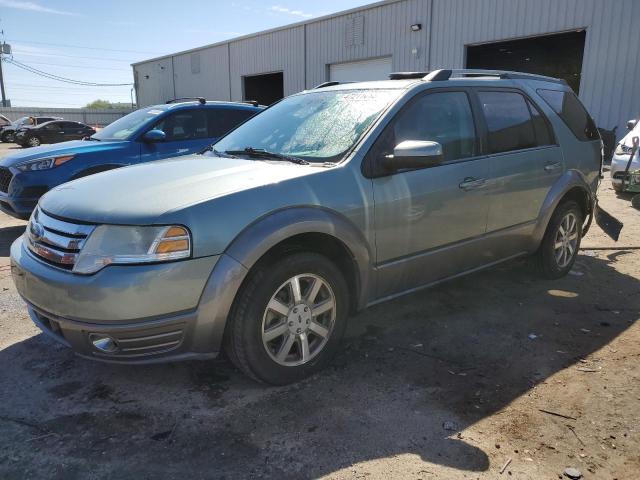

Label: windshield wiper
[198,145,237,158]
[225,147,309,165]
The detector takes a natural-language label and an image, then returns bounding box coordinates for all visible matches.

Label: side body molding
[529,169,595,250]
[197,207,374,354]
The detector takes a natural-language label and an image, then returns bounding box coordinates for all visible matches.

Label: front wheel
[533,200,583,279]
[27,136,41,147]
[224,252,349,385]
[2,132,15,143]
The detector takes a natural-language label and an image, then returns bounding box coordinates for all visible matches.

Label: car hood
[39,154,315,224]
[0,140,129,168]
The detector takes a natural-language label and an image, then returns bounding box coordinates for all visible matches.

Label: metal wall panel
[305,0,431,88]
[228,26,305,101]
[172,45,231,101]
[133,0,639,134]
[134,57,174,106]
[0,107,133,126]
[430,0,640,132]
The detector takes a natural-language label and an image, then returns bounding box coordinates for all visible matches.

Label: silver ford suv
[11,69,602,384]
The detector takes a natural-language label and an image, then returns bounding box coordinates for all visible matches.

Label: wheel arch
[531,169,595,249]
[70,164,123,180]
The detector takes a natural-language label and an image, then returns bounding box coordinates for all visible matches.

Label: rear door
[60,122,84,141]
[39,123,63,143]
[475,89,561,234]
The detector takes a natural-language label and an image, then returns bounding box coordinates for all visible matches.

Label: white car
[611,118,640,192]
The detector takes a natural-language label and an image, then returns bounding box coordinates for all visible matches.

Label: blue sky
[0,0,371,108]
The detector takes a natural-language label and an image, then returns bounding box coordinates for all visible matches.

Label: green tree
[85,99,112,109]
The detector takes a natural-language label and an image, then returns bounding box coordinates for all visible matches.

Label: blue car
[0,99,263,219]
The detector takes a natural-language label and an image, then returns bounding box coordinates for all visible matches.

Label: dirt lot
[0,142,638,479]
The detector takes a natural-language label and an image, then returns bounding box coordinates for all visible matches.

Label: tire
[27,136,41,147]
[224,252,349,385]
[2,132,15,143]
[532,200,583,279]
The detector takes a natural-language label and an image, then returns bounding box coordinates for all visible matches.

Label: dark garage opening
[243,72,284,106]
[466,30,586,93]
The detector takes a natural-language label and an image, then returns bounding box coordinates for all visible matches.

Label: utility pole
[0,42,10,107]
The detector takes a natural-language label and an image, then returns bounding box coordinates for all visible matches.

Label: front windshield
[214,89,401,162]
[92,106,168,141]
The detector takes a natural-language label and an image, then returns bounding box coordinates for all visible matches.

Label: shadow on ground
[0,225,25,257]
[0,253,638,479]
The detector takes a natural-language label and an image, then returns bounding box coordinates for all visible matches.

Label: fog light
[89,334,119,353]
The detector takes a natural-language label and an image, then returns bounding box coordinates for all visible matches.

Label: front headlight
[73,225,191,274]
[615,143,633,156]
[16,155,75,172]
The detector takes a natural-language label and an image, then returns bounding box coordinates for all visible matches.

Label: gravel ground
[0,142,638,479]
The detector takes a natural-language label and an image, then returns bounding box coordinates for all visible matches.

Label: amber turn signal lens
[54,155,75,166]
[155,239,189,254]
[164,226,188,238]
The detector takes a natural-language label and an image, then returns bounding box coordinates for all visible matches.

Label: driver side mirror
[142,129,166,143]
[627,119,638,131]
[382,140,443,172]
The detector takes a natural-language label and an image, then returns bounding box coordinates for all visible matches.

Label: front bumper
[10,235,243,364]
[610,153,639,186]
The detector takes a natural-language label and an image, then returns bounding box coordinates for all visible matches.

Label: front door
[370,89,491,299]
[139,109,213,163]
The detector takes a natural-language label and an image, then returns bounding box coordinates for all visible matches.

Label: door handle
[544,161,562,172]
[459,177,487,191]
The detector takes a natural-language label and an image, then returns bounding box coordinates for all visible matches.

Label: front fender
[530,169,595,249]
[225,206,373,309]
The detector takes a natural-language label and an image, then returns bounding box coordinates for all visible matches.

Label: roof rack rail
[424,69,567,85]
[388,71,429,80]
[243,100,260,107]
[166,97,206,104]
[314,81,341,89]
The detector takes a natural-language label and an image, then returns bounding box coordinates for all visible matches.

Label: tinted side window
[537,89,598,141]
[44,123,61,131]
[369,91,476,167]
[153,110,208,141]
[478,91,536,154]
[527,99,554,146]
[207,109,255,137]
[61,122,80,130]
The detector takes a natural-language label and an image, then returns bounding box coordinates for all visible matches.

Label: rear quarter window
[537,89,598,142]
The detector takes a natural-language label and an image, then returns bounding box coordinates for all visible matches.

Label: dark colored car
[0,99,263,219]
[15,120,96,148]
[1,116,61,143]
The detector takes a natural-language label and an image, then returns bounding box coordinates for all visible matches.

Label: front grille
[25,207,95,270]
[0,167,12,193]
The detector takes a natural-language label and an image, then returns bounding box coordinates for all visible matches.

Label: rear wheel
[533,200,583,279]
[224,252,348,385]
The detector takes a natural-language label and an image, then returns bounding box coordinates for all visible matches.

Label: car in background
[1,116,62,143]
[611,118,639,192]
[0,99,263,219]
[15,120,96,148]
[0,114,11,128]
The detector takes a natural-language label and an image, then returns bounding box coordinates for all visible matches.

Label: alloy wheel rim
[28,137,39,146]
[554,212,578,268]
[261,273,336,367]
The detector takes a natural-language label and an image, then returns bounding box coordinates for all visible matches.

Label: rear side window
[537,89,598,141]
[478,91,536,154]
[207,109,255,138]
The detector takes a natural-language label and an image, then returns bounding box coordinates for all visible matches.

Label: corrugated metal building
[132,0,640,133]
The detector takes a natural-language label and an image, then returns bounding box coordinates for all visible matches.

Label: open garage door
[329,57,392,83]
[243,72,284,106]
[466,31,586,93]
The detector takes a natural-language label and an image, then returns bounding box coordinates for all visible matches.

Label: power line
[10,82,129,91]
[12,49,133,63]
[7,38,163,55]
[7,59,131,72]
[2,57,133,86]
